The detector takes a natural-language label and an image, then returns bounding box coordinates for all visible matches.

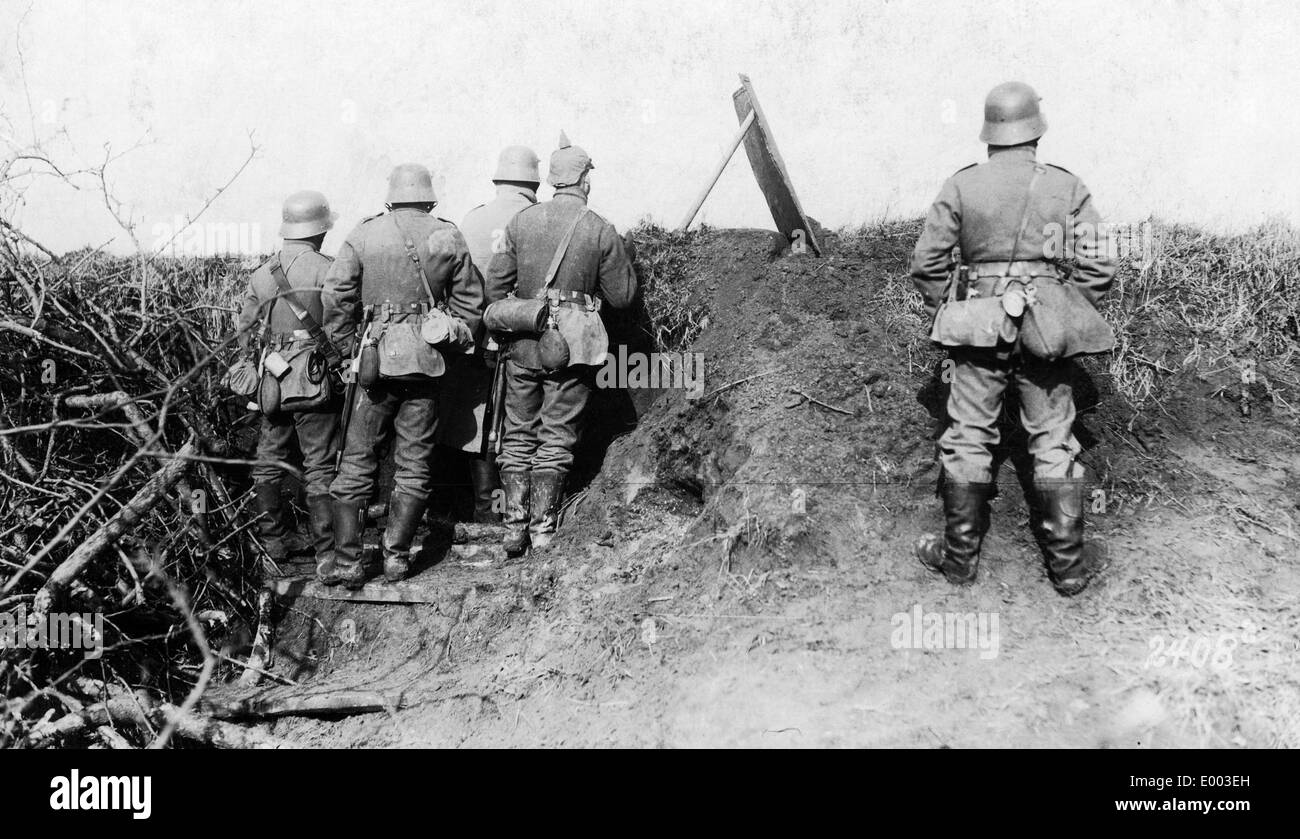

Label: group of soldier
[236,135,635,590]
[237,79,1116,599]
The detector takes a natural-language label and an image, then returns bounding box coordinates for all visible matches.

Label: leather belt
[266,328,315,348]
[967,260,1060,279]
[376,300,430,320]
[545,289,601,311]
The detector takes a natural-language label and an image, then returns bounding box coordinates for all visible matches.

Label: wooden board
[732,74,822,255]
[201,686,407,719]
[268,542,511,605]
[269,575,445,605]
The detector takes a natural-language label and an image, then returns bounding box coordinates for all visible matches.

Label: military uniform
[484,136,636,553]
[464,186,541,292]
[237,191,341,567]
[428,183,540,522]
[911,145,1115,483]
[912,82,1116,596]
[449,185,538,454]
[320,166,485,587]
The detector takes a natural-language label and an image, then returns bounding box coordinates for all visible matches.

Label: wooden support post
[677,109,756,231]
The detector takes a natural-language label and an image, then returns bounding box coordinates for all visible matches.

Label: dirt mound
[259,224,1300,748]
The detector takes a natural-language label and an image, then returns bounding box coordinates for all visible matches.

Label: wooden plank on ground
[269,576,437,604]
[201,686,406,719]
[732,73,821,255]
[268,545,512,605]
[452,522,507,543]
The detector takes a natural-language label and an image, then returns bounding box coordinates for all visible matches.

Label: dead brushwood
[0,129,279,747]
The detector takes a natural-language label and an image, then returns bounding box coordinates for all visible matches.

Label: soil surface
[232,227,1300,748]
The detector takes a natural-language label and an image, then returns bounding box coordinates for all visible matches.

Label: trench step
[268,542,512,604]
[268,576,432,604]
[392,541,508,564]
[449,522,507,544]
[440,541,508,564]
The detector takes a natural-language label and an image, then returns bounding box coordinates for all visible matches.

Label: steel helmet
[386,163,437,204]
[979,81,1047,146]
[493,145,541,182]
[279,190,337,239]
[547,130,594,188]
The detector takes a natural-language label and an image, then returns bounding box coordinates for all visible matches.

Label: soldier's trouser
[435,353,492,452]
[330,380,439,503]
[941,349,1080,484]
[497,360,591,473]
[251,408,339,496]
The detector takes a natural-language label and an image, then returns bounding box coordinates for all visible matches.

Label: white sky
[3,0,1299,254]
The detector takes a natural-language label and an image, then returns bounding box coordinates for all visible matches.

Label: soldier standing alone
[485,133,636,556]
[911,82,1117,596]
[318,164,484,588]
[236,190,341,572]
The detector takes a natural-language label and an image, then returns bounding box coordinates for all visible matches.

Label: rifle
[484,336,509,456]
[335,305,374,471]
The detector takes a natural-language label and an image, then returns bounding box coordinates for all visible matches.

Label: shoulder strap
[1003,164,1046,279]
[391,213,445,311]
[543,208,591,292]
[269,253,342,367]
[258,258,277,339]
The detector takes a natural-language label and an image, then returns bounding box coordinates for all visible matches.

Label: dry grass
[854,217,1300,415]
[1102,220,1300,409]
[853,219,932,364]
[626,221,710,352]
